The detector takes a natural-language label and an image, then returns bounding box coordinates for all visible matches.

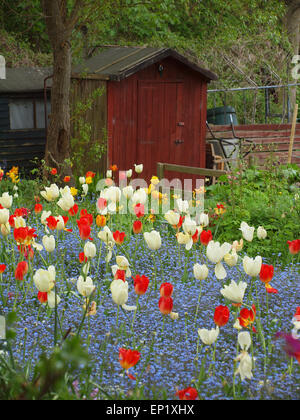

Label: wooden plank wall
[0,98,9,130]
[206,123,300,167]
[0,129,46,172]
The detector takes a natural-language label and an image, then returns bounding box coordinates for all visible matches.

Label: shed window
[9,98,51,130]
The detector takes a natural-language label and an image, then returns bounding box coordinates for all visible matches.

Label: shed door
[137,81,184,182]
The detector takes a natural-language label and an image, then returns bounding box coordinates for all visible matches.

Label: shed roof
[0,47,217,94]
[73,47,218,81]
[0,67,52,93]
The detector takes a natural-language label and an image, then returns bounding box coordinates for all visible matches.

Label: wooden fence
[157,162,227,180]
[206,123,300,167]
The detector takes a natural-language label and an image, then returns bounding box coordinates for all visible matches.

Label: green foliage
[205,163,300,265]
[0,312,90,400]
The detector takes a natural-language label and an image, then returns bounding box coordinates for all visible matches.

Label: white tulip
[199,213,209,227]
[0,222,10,236]
[257,226,267,240]
[79,176,86,184]
[47,291,61,309]
[214,262,227,280]
[14,216,26,228]
[134,164,143,174]
[239,221,255,242]
[182,216,197,237]
[126,169,132,178]
[0,192,12,208]
[235,351,253,381]
[122,185,134,200]
[243,256,262,277]
[110,279,128,306]
[0,208,9,225]
[33,266,56,293]
[42,235,55,253]
[198,326,219,345]
[40,184,59,202]
[98,226,114,244]
[82,184,88,196]
[170,312,179,320]
[206,241,232,264]
[132,188,147,205]
[55,215,65,231]
[105,186,121,203]
[238,331,252,351]
[176,198,189,213]
[144,230,162,250]
[164,210,180,226]
[115,256,131,277]
[57,191,74,212]
[77,276,95,297]
[220,280,247,304]
[224,250,239,267]
[106,170,112,178]
[84,241,97,259]
[193,263,209,280]
[41,210,51,225]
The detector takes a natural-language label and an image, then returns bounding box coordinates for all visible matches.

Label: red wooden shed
[72,47,217,181]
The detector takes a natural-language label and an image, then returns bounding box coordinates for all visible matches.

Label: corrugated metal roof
[73,47,218,81]
[0,67,52,93]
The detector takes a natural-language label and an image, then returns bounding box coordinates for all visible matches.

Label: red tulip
[68,203,78,216]
[79,252,88,264]
[15,261,28,281]
[113,230,126,245]
[294,307,300,321]
[50,168,57,176]
[46,216,58,230]
[200,230,213,246]
[14,227,36,245]
[192,229,199,243]
[174,215,184,230]
[214,305,230,327]
[114,269,126,282]
[176,387,198,400]
[265,284,278,294]
[238,304,256,332]
[159,296,173,314]
[119,348,140,370]
[287,239,300,255]
[80,209,93,226]
[0,264,6,273]
[160,282,173,298]
[260,264,274,284]
[64,176,71,183]
[134,203,145,218]
[34,203,43,214]
[133,275,149,295]
[77,218,91,240]
[133,220,142,234]
[38,291,48,303]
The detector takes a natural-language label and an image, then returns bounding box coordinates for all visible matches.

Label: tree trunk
[42,0,74,181]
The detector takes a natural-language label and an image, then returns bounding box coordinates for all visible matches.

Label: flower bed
[0,165,299,400]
